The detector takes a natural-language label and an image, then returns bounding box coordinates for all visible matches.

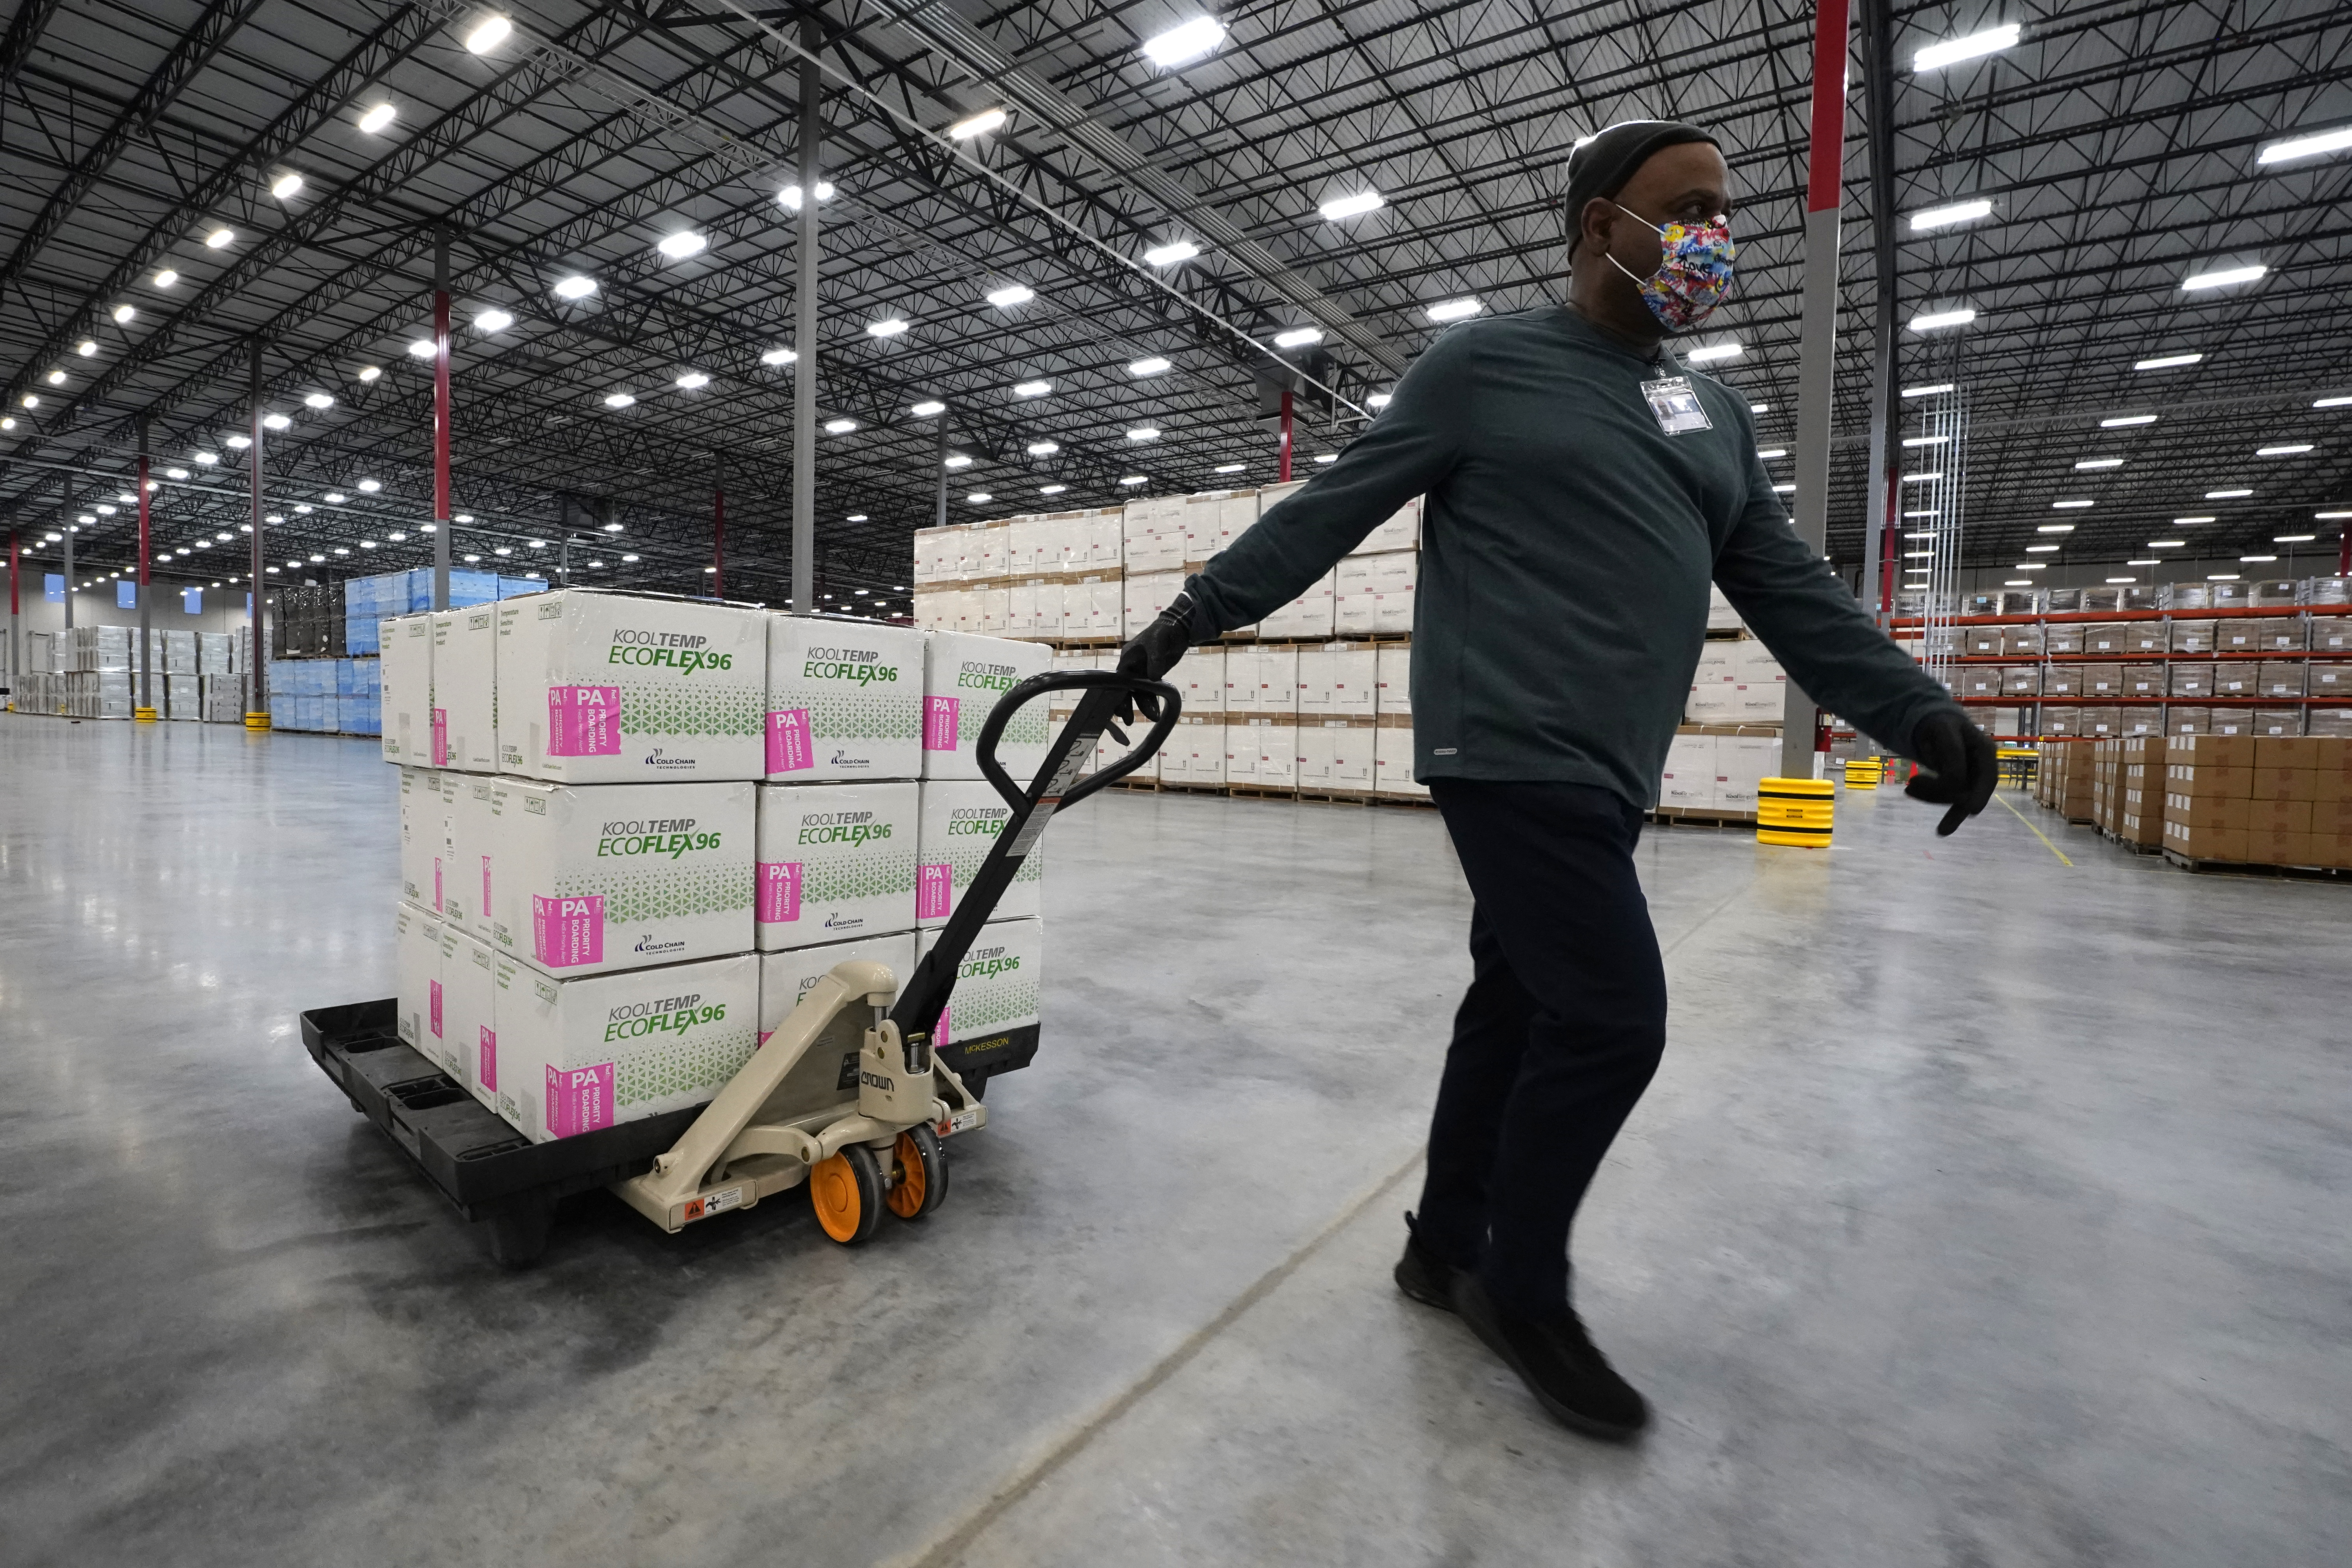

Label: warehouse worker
[1118,119,1997,1438]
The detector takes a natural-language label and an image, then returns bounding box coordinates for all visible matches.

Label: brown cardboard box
[2079,622,2128,654]
[2243,829,2316,867]
[2251,709,2302,737]
[2310,799,2352,835]
[2254,737,2326,768]
[2169,732,2256,766]
[2309,662,2352,697]
[2168,705,2211,735]
[2246,767,2316,802]
[1965,626,2005,656]
[2210,709,2254,736]
[2313,709,2352,739]
[2313,620,2352,655]
[2316,772,2352,804]
[2216,621,2263,653]
[2043,623,2086,655]
[2042,664,2082,696]
[2080,662,2126,695]
[2080,704,2123,737]
[2168,619,2218,654]
[2042,705,2082,737]
[2211,664,2258,696]
[2164,794,2249,829]
[2122,664,2165,697]
[1961,668,2002,699]
[2251,616,2305,652]
[1999,626,2042,656]
[2308,829,2352,869]
[2163,762,2252,795]
[2002,664,2041,696]
[2244,797,2313,833]
[2168,661,2216,697]
[2162,818,2248,861]
[2123,623,2169,654]
[2256,660,2305,698]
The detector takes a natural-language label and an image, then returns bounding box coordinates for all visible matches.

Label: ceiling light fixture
[304,392,335,409]
[262,412,290,430]
[1901,383,1955,398]
[825,417,857,434]
[1914,24,2021,72]
[1758,448,1788,459]
[910,400,946,417]
[1314,452,1338,464]
[357,103,397,135]
[1143,240,1199,267]
[985,284,1034,308]
[1142,16,1226,69]
[947,107,1007,139]
[2257,443,2314,456]
[1214,463,1246,474]
[1013,380,1051,398]
[1909,307,1976,332]
[270,171,304,201]
[2181,263,2266,291]
[1026,441,1059,456]
[111,304,136,325]
[1119,475,1148,486]
[474,307,514,332]
[2100,414,2158,427]
[2258,126,2352,165]
[675,371,710,390]
[657,231,706,260]
[1367,394,1392,409]
[2276,533,2317,543]
[2174,516,2216,524]
[2051,500,2093,510]
[1127,357,1172,377]
[777,182,836,209]
[357,479,381,493]
[966,492,993,504]
[552,274,597,301]
[866,318,909,338]
[1907,198,1992,230]
[465,14,512,51]
[603,392,635,408]
[2241,554,2278,563]
[761,347,797,367]
[2206,488,2252,499]
[2134,352,2203,371]
[2149,541,2185,548]
[2128,559,2161,566]
[357,365,381,382]
[1039,484,1068,495]
[2074,458,2123,470]
[1318,190,1385,222]
[1425,298,1483,323]
[2313,395,2352,410]
[1272,327,1324,348]
[153,269,178,288]
[1900,436,1947,447]
[943,454,972,469]
[1126,426,1161,442]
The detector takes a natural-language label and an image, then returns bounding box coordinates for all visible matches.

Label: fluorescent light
[262,412,290,430]
[1314,452,1338,464]
[2105,577,2138,585]
[1143,240,1200,267]
[825,418,857,434]
[2276,533,2317,543]
[1128,356,1172,377]
[1013,380,1051,398]
[1367,393,1392,409]
[2134,352,2203,370]
[205,227,236,249]
[657,231,706,260]
[910,399,946,417]
[1426,297,1483,323]
[1757,448,1788,458]
[2038,524,2077,533]
[760,347,797,366]
[1142,16,1226,69]
[2014,562,2047,570]
[2051,500,2093,510]
[2100,414,2157,427]
[1026,441,1059,456]
[985,284,1034,308]
[1272,327,1324,348]
[1902,471,1942,483]
[2206,488,2252,499]
[270,171,304,200]
[777,182,835,209]
[1039,484,1068,495]
[1901,383,1955,397]
[1771,483,1795,494]
[2259,127,2352,165]
[1904,550,1936,558]
[947,107,1008,140]
[2181,263,2265,290]
[1120,475,1148,486]
[866,318,909,338]
[1908,198,1992,230]
[165,467,189,481]
[153,269,178,288]
[1214,463,1246,474]
[2241,554,2278,563]
[1905,530,1937,539]
[2004,579,2032,586]
[407,338,436,358]
[2025,544,2060,554]
[225,435,250,448]
[966,492,993,504]
[675,371,710,390]
[465,14,512,51]
[1126,426,1160,441]
[473,307,514,332]
[1909,307,1976,332]
[2128,559,2160,566]
[357,103,397,134]
[304,391,334,409]
[2257,443,2313,456]
[943,454,972,469]
[1318,190,1385,222]
[2315,510,2352,520]
[2208,573,2239,581]
[1685,341,1743,363]
[2174,516,2216,524]
[356,365,380,382]
[323,492,347,503]
[1904,510,1937,519]
[1914,24,2021,73]
[603,392,635,408]
[2149,541,2185,548]
[2074,457,2123,470]
[553,274,597,301]
[44,368,64,384]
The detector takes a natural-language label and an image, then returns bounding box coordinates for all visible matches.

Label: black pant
[1417,779,1668,1319]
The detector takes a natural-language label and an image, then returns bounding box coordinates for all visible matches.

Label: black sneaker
[1452,1272,1649,1438]
[1393,1211,1465,1311]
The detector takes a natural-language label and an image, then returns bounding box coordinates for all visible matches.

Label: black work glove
[1904,707,1999,836]
[1114,591,1198,725]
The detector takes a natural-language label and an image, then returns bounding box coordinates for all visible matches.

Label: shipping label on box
[916,779,1043,927]
[486,779,755,977]
[765,617,922,781]
[920,632,1053,785]
[496,591,767,781]
[754,780,918,951]
[490,953,758,1142]
[437,925,497,1106]
[917,916,1042,1054]
[396,900,443,1052]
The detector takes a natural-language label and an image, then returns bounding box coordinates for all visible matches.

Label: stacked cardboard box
[2115,734,2165,847]
[2160,735,2352,867]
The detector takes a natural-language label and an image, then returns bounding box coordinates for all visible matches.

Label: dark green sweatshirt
[1183,306,1959,807]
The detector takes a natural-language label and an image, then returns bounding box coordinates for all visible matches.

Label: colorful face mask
[1607,203,1736,333]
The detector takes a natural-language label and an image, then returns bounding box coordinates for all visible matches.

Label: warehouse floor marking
[895,858,1770,1567]
[1994,791,2074,866]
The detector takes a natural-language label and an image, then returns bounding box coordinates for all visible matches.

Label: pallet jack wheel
[886,1125,947,1220]
[810,1145,883,1244]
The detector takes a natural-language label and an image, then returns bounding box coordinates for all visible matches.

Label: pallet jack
[304,670,1178,1264]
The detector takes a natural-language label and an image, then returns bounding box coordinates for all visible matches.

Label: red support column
[1278,387,1294,484]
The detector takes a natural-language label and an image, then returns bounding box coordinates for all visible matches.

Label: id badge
[1641,376,1711,435]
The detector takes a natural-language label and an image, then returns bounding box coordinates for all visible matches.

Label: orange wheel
[886,1125,947,1220]
[809,1146,882,1244]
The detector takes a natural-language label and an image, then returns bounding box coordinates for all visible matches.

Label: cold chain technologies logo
[597,817,721,858]
[607,626,733,673]
[804,646,897,686]
[796,809,892,848]
[603,991,726,1043]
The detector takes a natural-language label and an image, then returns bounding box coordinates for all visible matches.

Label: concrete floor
[1,714,2347,1567]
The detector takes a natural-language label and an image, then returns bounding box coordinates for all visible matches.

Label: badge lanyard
[1639,349,1712,435]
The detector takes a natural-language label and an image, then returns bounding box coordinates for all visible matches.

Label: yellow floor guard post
[1842,757,1880,790]
[1757,777,1835,847]
[133,707,159,722]
[244,711,272,731]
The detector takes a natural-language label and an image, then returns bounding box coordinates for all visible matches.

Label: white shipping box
[1254,645,1299,714]
[438,925,498,1108]
[1259,570,1336,640]
[431,771,463,916]
[1214,492,1259,557]
[485,779,756,977]
[1715,735,1779,811]
[1080,512,1124,569]
[1224,719,1261,784]
[382,612,433,764]
[765,616,923,780]
[496,590,768,782]
[448,775,498,940]
[1077,576,1124,637]
[1123,571,1185,639]
[430,605,498,772]
[1255,717,1299,785]
[1706,584,1743,632]
[1173,647,1225,720]
[1375,724,1426,796]
[398,767,444,908]
[1376,644,1412,716]
[395,900,443,1054]
[916,780,1042,927]
[1005,517,1051,577]
[1660,733,1718,809]
[917,916,1042,1055]
[755,780,918,950]
[1349,496,1422,555]
[490,953,759,1143]
[1159,715,1218,782]
[1728,642,1787,720]
[921,632,1053,784]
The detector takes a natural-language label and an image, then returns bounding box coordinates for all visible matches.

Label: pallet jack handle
[889,670,1180,1044]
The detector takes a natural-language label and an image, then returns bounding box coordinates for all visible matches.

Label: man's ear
[1577,197,1615,267]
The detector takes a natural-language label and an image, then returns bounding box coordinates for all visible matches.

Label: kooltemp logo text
[797,809,891,847]
[960,945,1022,980]
[603,992,726,1042]
[598,816,719,857]
[946,806,1008,837]
[804,648,897,686]
[956,662,1019,692]
[608,627,733,672]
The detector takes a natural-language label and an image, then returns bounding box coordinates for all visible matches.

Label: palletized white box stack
[382,612,433,764]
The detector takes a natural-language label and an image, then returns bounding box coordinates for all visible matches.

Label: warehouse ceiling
[1,0,2348,612]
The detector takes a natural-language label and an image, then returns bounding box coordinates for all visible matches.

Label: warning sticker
[683,1185,746,1223]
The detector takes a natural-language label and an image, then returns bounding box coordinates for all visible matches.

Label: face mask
[1606,203,1736,333]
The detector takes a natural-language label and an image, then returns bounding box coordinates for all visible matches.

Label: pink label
[429,979,443,1039]
[480,855,492,919]
[431,708,448,766]
[757,1028,774,1049]
[917,862,953,920]
[546,1062,615,1138]
[547,686,624,756]
[936,1005,951,1047]
[533,893,605,967]
[479,1027,497,1091]
[757,861,804,923]
[923,695,960,752]
[766,708,814,773]
[433,856,444,913]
